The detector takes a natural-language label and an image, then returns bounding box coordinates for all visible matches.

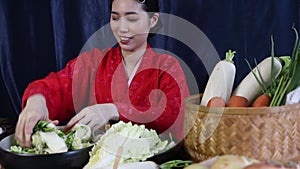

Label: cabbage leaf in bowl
[10,121,93,154]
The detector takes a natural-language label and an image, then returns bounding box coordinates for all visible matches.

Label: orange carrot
[227,95,249,107]
[207,97,226,107]
[252,94,271,107]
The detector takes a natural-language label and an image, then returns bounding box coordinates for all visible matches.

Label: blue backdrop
[0,0,299,124]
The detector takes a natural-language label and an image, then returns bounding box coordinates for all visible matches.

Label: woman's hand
[65,103,119,134]
[15,94,58,147]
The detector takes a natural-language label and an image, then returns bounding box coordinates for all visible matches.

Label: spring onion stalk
[270,26,300,106]
[244,57,273,97]
[160,160,193,169]
[270,35,276,95]
[269,56,291,106]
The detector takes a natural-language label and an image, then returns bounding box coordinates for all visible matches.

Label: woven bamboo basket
[184,94,300,163]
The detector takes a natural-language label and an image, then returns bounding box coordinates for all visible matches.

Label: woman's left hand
[65,103,119,133]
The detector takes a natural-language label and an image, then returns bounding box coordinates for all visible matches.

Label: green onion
[160,160,193,169]
[270,26,300,106]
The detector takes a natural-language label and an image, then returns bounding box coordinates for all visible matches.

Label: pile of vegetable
[10,120,93,154]
[83,121,175,169]
[201,27,300,107]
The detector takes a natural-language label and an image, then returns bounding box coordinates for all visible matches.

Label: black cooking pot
[148,140,184,164]
[0,134,92,169]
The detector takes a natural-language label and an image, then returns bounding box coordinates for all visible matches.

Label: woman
[15,0,190,147]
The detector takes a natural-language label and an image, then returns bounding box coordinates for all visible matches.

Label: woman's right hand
[14,94,55,147]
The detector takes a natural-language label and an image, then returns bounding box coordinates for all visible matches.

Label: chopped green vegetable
[10,120,93,154]
[160,160,193,169]
[33,120,56,133]
[66,123,92,150]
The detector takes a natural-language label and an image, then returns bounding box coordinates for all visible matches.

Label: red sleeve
[115,58,190,140]
[22,59,76,122]
[22,48,106,123]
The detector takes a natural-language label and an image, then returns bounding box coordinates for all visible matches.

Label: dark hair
[110,0,162,38]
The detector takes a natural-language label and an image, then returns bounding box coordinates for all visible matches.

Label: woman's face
[110,0,158,56]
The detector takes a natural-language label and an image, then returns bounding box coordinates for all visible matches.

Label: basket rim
[184,93,300,115]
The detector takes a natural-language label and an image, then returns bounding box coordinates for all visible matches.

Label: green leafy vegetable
[10,120,93,154]
[160,160,193,169]
[66,123,92,150]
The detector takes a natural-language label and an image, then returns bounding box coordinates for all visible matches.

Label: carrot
[207,97,226,107]
[227,95,249,107]
[252,93,272,107]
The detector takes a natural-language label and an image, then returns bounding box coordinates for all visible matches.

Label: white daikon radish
[285,86,300,105]
[200,50,236,106]
[231,56,282,105]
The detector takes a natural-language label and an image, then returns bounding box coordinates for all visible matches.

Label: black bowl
[0,134,92,169]
[0,133,184,169]
[148,140,184,164]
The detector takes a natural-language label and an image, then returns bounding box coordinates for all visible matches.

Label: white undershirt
[122,56,143,86]
[127,58,143,85]
[93,56,143,121]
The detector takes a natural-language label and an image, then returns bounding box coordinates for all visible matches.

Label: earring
[137,0,145,4]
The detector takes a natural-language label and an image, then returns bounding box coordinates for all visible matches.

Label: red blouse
[22,45,190,138]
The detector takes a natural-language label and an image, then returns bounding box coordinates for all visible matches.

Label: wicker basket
[184,94,300,162]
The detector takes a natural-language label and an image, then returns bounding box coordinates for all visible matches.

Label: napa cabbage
[10,120,92,154]
[83,121,173,169]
